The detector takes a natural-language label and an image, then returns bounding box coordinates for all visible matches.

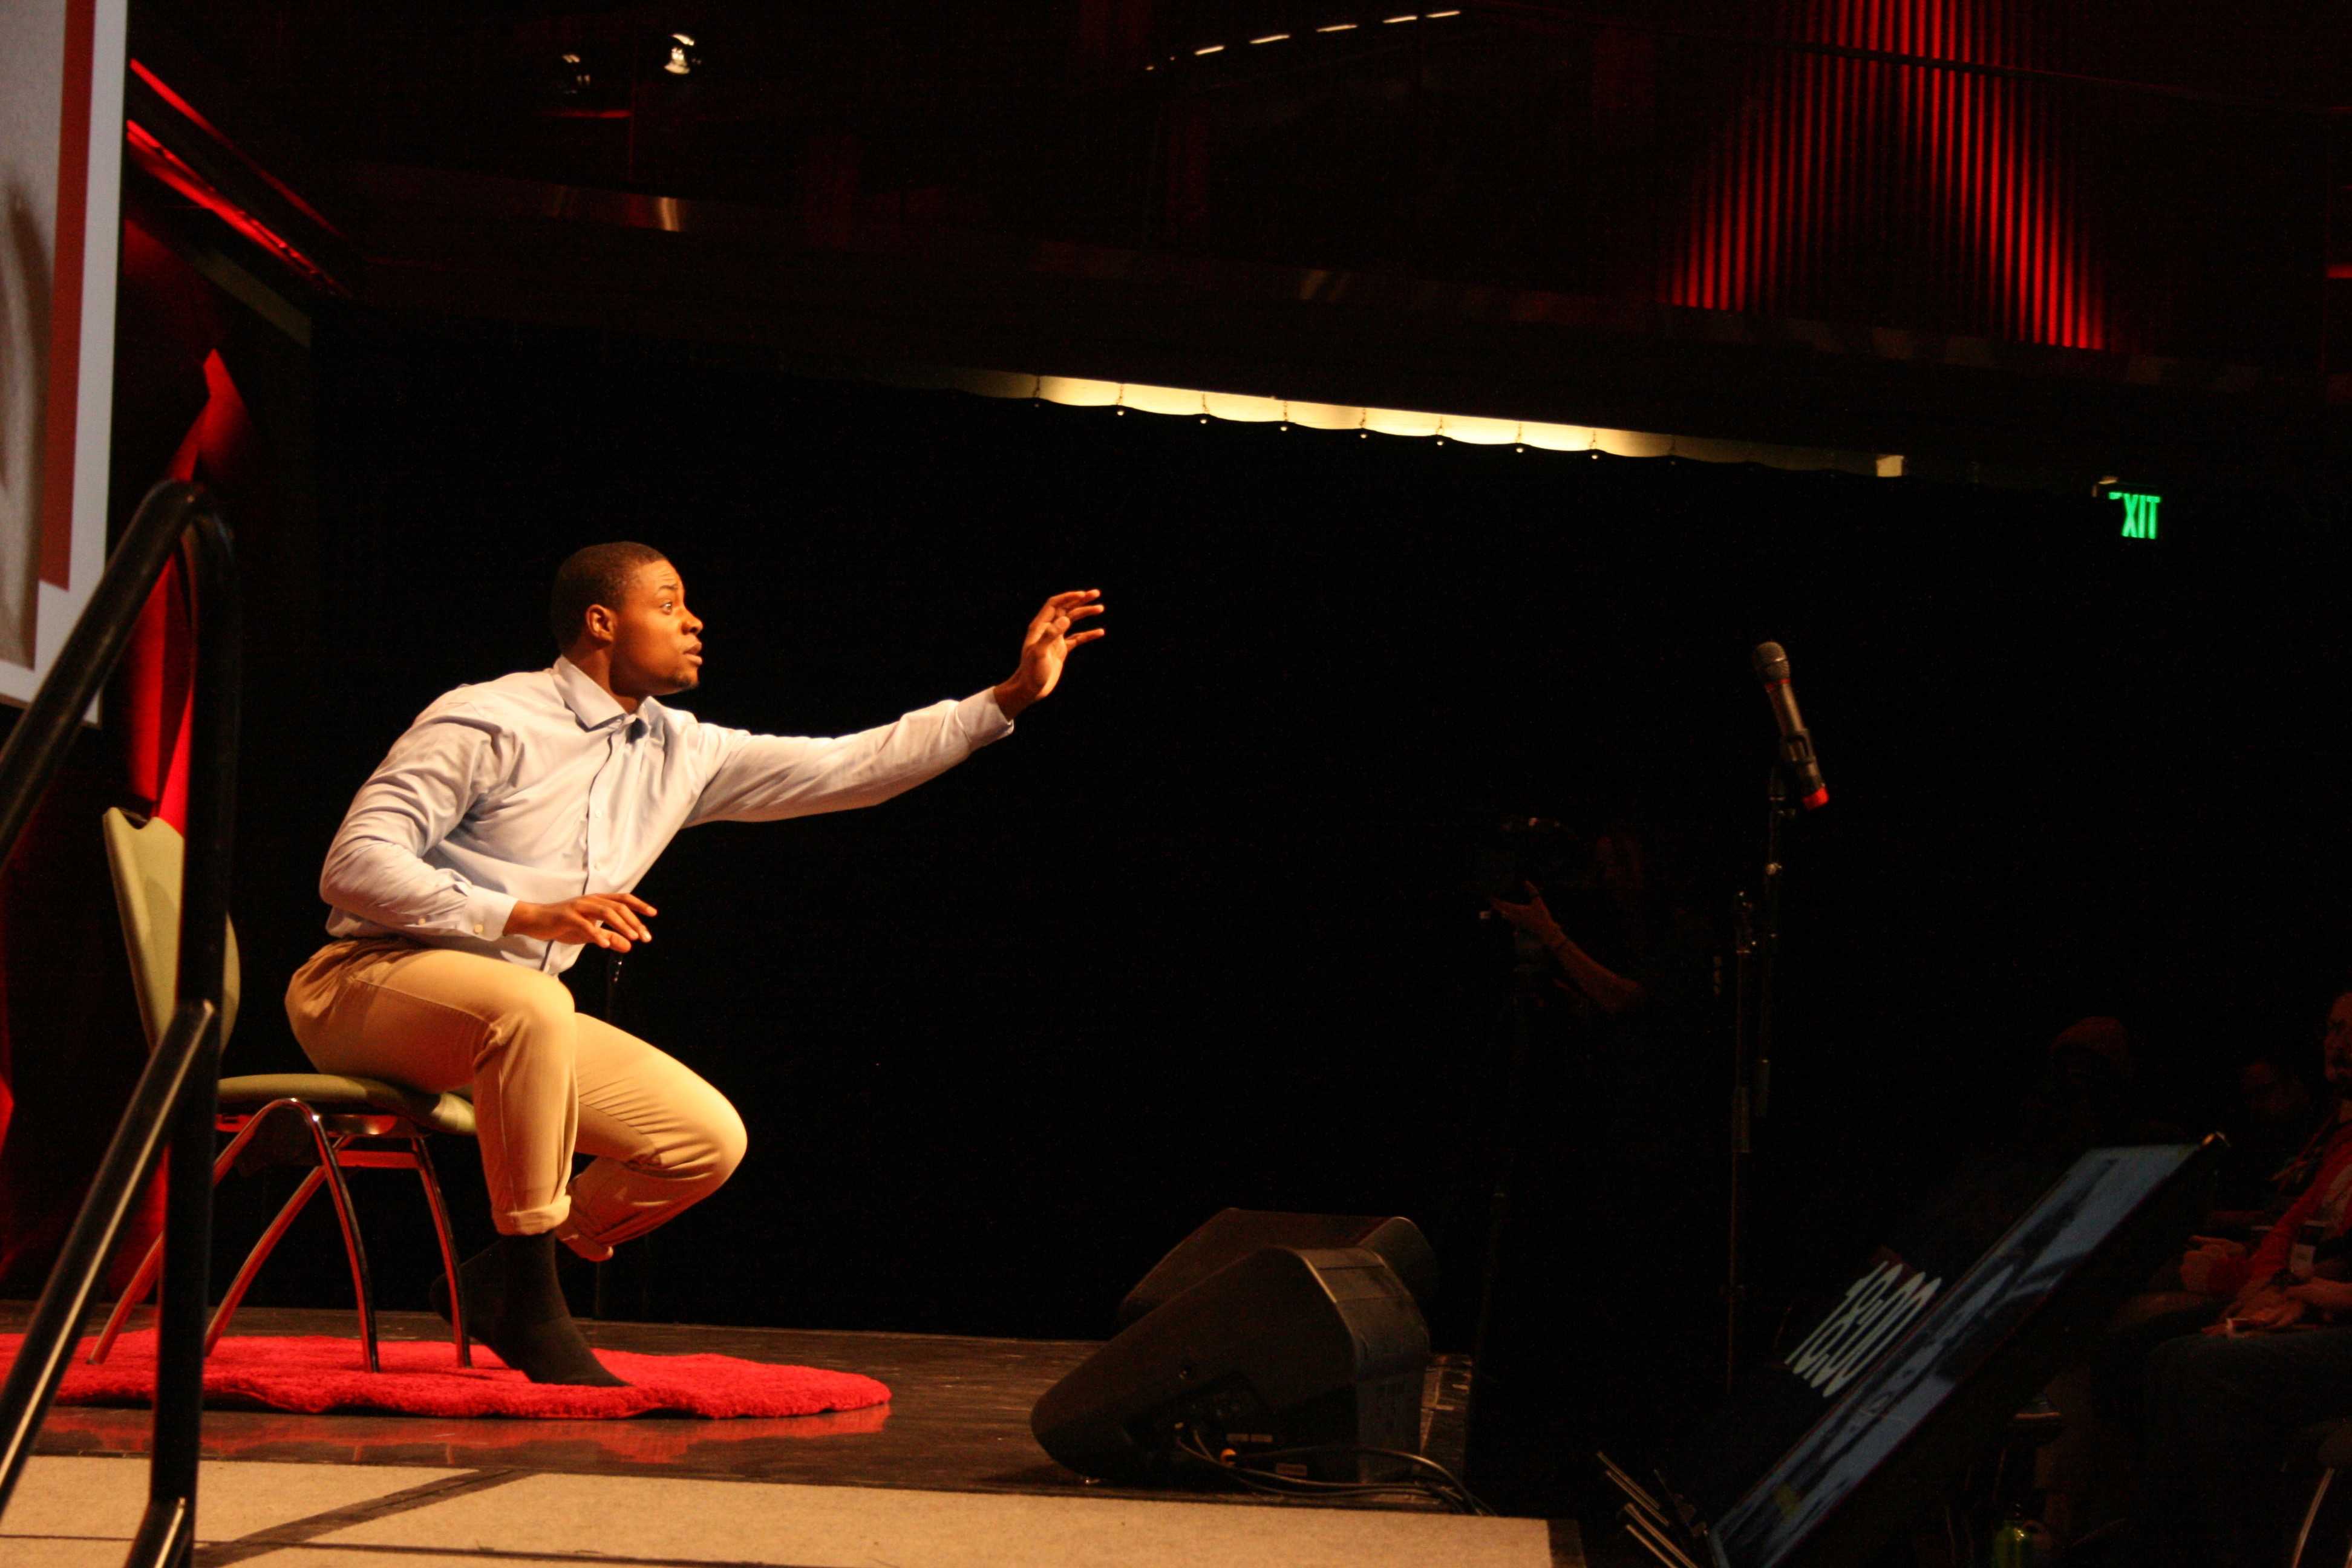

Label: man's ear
[583,603,618,646]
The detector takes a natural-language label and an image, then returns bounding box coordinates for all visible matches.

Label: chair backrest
[100,807,242,1050]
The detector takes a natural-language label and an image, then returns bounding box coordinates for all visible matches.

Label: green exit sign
[2113,491,2161,540]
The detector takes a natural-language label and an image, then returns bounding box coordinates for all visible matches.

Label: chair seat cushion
[215,1074,477,1137]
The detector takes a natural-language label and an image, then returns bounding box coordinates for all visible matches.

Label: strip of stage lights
[949,370,1906,477]
[1154,10,1466,67]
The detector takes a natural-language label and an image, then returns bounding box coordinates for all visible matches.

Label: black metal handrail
[0,480,239,1568]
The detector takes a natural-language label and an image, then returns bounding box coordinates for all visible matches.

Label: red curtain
[121,352,253,835]
[0,347,248,1289]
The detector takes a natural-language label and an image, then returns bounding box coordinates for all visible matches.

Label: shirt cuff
[463,886,520,942]
[969,687,1018,740]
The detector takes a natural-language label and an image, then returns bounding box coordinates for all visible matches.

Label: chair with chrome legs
[89,807,477,1372]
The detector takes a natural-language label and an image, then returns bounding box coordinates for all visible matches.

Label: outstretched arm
[992,589,1106,719]
[685,589,1109,825]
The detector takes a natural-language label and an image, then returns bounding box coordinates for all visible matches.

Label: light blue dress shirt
[320,656,1014,973]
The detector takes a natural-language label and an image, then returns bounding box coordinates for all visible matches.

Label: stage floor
[1,1302,1580,1568]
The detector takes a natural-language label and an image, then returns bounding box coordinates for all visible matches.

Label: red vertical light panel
[1656,0,2117,348]
[2001,76,2019,337]
[1662,0,2103,348]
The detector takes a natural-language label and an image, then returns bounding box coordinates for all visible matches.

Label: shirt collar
[552,656,652,736]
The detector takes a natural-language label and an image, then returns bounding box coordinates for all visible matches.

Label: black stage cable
[1172,1432,1435,1503]
[1171,1429,1491,1515]
[1231,1442,1492,1514]
[1175,1447,1469,1512]
[1212,1452,1486,1515]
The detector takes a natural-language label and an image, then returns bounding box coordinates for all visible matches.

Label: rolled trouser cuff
[495,1195,571,1237]
[556,1215,615,1262]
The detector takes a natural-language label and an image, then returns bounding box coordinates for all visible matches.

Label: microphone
[1752,642,1829,809]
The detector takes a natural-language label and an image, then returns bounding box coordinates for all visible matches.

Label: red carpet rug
[0,1331,892,1420]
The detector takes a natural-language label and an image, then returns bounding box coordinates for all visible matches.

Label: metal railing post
[136,518,238,1568]
[0,482,238,1564]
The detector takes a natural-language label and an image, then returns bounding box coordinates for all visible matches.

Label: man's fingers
[613,892,659,916]
[1067,628,1106,646]
[580,896,652,941]
[573,921,630,952]
[1028,598,1105,642]
[578,919,632,949]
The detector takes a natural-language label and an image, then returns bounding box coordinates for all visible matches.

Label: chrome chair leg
[408,1130,470,1367]
[201,1165,330,1358]
[90,1096,460,1376]
[87,1097,307,1364]
[2293,1466,2335,1568]
[289,1113,380,1373]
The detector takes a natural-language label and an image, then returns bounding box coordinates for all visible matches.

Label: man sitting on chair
[286,542,1103,1385]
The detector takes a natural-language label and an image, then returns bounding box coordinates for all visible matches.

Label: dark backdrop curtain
[8,304,2344,1380]
[240,321,2344,1355]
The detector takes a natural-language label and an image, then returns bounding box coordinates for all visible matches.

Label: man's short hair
[550,541,667,650]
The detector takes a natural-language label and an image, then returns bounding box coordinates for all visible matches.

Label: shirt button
[472,923,485,935]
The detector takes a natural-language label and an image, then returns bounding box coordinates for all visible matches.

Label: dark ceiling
[128,0,2352,490]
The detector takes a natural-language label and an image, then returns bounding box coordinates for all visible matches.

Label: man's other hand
[994,589,1105,719]
[506,892,657,950]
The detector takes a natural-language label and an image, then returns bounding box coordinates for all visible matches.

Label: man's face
[2322,995,2352,1091]
[601,558,704,699]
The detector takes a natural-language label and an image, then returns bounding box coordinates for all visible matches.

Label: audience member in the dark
[1464,817,1720,1519]
[1949,1016,2183,1297]
[2040,1001,2349,1547]
[2117,988,2352,1567]
[2184,993,2352,1304]
[2129,1282,2352,1567]
[1486,846,1647,1027]
[2014,1015,2183,1160]
[2212,1051,2328,1224]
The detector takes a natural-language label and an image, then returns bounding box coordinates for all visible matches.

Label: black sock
[431,1232,624,1387]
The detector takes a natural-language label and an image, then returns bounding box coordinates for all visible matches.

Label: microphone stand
[1724,766,1794,1390]
[1466,927,1545,1463]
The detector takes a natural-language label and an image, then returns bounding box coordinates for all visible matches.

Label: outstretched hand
[994,589,1106,718]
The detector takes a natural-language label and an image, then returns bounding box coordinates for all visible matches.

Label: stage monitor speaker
[1116,1208,1437,1329]
[1618,1138,2221,1568]
[1034,1246,1430,1485]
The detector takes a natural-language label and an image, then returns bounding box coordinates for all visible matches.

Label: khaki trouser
[284,938,746,1259]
